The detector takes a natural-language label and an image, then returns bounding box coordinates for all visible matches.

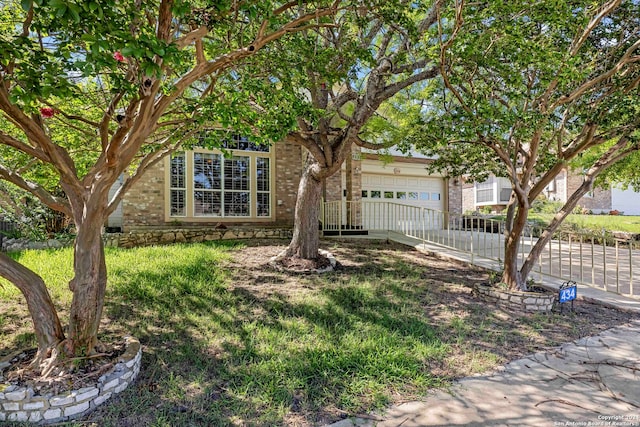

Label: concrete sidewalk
[325,233,640,427]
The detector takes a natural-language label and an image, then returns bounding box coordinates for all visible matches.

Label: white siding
[611,186,640,215]
[107,175,124,228]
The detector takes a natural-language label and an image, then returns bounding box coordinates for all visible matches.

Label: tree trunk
[0,252,65,360]
[287,163,323,259]
[501,201,529,291]
[67,210,108,355]
[518,173,600,283]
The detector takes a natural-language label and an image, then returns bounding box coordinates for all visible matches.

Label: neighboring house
[461,169,640,215]
[110,137,460,232]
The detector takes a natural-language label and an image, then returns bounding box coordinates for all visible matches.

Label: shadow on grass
[65,240,633,427]
[82,242,455,426]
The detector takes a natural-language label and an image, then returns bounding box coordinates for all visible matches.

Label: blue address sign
[559,283,577,303]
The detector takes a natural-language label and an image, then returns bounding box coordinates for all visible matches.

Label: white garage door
[360,173,445,231]
[362,174,444,210]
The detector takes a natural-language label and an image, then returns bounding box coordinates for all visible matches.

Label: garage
[361,173,445,211]
[356,158,446,231]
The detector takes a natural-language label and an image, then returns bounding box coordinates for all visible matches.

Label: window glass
[384,191,394,199]
[170,153,186,216]
[256,158,270,192]
[371,190,381,198]
[396,191,406,199]
[362,190,368,198]
[194,190,221,216]
[194,153,221,189]
[201,134,269,152]
[170,190,185,216]
[173,149,272,219]
[224,192,249,216]
[420,192,429,200]
[222,135,269,152]
[256,158,270,216]
[408,192,418,200]
[257,193,270,216]
[224,156,249,191]
[431,192,441,201]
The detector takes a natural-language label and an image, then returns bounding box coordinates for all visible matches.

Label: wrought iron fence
[322,200,639,298]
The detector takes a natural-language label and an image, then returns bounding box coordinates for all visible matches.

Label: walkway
[324,232,640,426]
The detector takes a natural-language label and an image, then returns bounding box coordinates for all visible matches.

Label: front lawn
[0,239,636,426]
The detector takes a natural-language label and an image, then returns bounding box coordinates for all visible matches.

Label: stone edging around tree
[0,336,141,424]
[473,283,556,313]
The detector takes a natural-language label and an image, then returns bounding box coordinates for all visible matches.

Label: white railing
[322,200,640,298]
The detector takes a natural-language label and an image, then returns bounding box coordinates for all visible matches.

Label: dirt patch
[1,340,126,398]
[271,253,332,272]
[225,238,638,364]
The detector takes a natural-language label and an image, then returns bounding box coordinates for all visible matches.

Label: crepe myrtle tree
[0,0,340,372]
[410,0,640,290]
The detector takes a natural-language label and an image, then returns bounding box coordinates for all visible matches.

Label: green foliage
[530,199,564,215]
[0,183,71,240]
[0,0,337,195]
[409,0,640,182]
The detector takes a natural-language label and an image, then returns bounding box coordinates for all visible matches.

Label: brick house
[108,138,460,232]
[461,169,640,215]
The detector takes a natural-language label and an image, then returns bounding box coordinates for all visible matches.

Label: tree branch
[551,39,640,109]
[0,131,50,163]
[0,165,71,216]
[354,135,394,150]
[285,132,328,168]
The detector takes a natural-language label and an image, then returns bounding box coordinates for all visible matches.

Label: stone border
[2,227,293,252]
[0,336,141,424]
[103,227,293,249]
[473,284,556,313]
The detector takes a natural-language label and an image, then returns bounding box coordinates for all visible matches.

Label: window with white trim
[168,143,272,219]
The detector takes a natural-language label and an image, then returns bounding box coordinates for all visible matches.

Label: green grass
[487,213,640,234]
[0,240,633,426]
[528,213,640,233]
[0,243,450,425]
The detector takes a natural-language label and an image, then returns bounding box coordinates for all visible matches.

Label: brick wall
[566,172,611,213]
[325,172,342,203]
[122,161,165,231]
[448,177,463,215]
[324,145,362,204]
[274,142,302,225]
[461,181,475,213]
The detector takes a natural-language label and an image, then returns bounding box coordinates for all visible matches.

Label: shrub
[531,199,563,214]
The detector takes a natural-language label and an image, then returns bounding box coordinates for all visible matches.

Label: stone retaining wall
[104,227,293,248]
[2,227,293,252]
[1,238,70,253]
[473,284,556,312]
[0,337,141,424]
